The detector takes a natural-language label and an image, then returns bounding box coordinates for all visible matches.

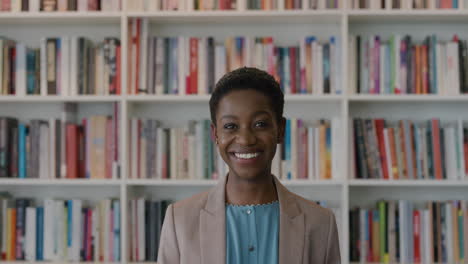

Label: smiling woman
[157,67,341,264]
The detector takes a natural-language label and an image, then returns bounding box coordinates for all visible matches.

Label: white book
[15,43,26,96]
[156,127,164,179]
[291,118,297,179]
[29,0,40,11]
[139,19,149,93]
[302,0,308,9]
[278,0,284,10]
[198,38,206,95]
[428,0,436,9]
[314,127,320,178]
[11,0,21,11]
[58,0,67,11]
[187,0,194,11]
[383,128,393,180]
[196,122,204,179]
[96,46,104,95]
[25,207,37,261]
[187,133,195,180]
[178,36,186,96]
[436,43,445,95]
[317,0,325,9]
[348,35,357,94]
[78,0,87,11]
[140,120,147,179]
[380,44,386,94]
[317,45,324,95]
[137,198,145,261]
[307,127,315,180]
[457,119,466,179]
[54,200,64,260]
[39,123,50,179]
[399,200,407,263]
[312,42,319,94]
[69,37,78,96]
[459,0,464,9]
[170,128,177,179]
[92,207,100,262]
[385,0,391,9]
[49,118,56,178]
[40,38,47,95]
[331,118,340,180]
[131,119,139,179]
[148,0,159,10]
[101,0,111,11]
[445,126,458,180]
[60,37,70,96]
[43,199,55,260]
[155,37,164,95]
[71,200,82,261]
[423,210,432,263]
[215,44,226,83]
[0,40,3,94]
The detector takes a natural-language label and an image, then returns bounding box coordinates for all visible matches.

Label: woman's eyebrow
[220,115,238,120]
[252,110,272,117]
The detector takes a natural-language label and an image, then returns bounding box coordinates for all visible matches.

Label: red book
[374,119,389,180]
[66,124,79,179]
[414,210,421,262]
[105,118,112,179]
[137,120,141,179]
[135,19,141,95]
[189,38,198,94]
[368,211,373,262]
[113,103,119,170]
[290,47,297,94]
[421,45,429,94]
[86,209,92,261]
[431,119,443,180]
[441,0,452,8]
[88,0,98,10]
[79,120,86,178]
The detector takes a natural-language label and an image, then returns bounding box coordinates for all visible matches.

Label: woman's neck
[225,172,278,206]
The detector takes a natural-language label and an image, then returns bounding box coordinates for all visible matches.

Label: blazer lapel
[200,176,227,264]
[275,177,305,264]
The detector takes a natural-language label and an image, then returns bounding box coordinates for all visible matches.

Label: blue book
[36,207,44,261]
[454,0,458,8]
[431,35,438,94]
[67,200,72,248]
[26,50,36,95]
[170,37,178,94]
[18,124,27,178]
[113,200,121,261]
[285,119,291,179]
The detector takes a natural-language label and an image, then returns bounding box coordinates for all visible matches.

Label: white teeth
[234,152,260,159]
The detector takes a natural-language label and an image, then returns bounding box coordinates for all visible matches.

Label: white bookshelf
[2,3,468,264]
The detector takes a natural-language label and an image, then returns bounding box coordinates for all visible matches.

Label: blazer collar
[200,175,305,264]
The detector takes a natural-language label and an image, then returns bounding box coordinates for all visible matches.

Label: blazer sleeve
[157,204,181,264]
[325,211,341,264]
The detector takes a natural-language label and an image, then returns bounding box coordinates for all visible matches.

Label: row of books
[0,103,120,179]
[127,0,341,11]
[349,35,468,95]
[0,37,121,96]
[272,118,340,180]
[128,198,170,261]
[353,118,468,180]
[129,118,340,180]
[351,0,468,9]
[0,0,121,12]
[349,200,468,263]
[128,19,341,95]
[0,194,121,262]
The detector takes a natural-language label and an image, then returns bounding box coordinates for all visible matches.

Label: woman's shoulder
[170,189,211,213]
[289,192,335,222]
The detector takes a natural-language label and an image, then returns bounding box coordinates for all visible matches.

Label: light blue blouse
[226,201,279,264]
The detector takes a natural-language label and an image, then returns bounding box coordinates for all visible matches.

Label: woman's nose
[236,128,256,146]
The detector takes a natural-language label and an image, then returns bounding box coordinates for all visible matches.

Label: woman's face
[212,89,285,181]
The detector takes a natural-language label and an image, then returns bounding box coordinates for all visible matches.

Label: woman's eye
[223,123,237,130]
[255,121,267,128]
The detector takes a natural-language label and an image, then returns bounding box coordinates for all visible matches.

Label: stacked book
[350,200,468,263]
[128,19,341,95]
[0,194,121,262]
[0,0,121,12]
[129,118,340,180]
[0,103,120,179]
[127,0,341,11]
[0,36,121,96]
[351,0,467,9]
[128,198,170,262]
[352,118,468,180]
[349,34,468,95]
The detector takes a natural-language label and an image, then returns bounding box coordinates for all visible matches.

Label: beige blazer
[157,176,341,264]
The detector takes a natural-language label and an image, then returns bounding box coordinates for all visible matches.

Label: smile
[234,152,261,159]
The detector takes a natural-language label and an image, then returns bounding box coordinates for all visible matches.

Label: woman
[157,67,341,264]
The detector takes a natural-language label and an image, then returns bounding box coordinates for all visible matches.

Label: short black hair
[209,67,284,125]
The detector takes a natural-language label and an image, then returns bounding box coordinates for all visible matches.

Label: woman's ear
[277,117,286,144]
[210,122,218,145]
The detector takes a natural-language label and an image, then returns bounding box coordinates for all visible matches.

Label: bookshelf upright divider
[2,3,468,263]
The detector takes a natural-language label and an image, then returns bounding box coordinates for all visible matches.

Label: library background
[1,0,468,263]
